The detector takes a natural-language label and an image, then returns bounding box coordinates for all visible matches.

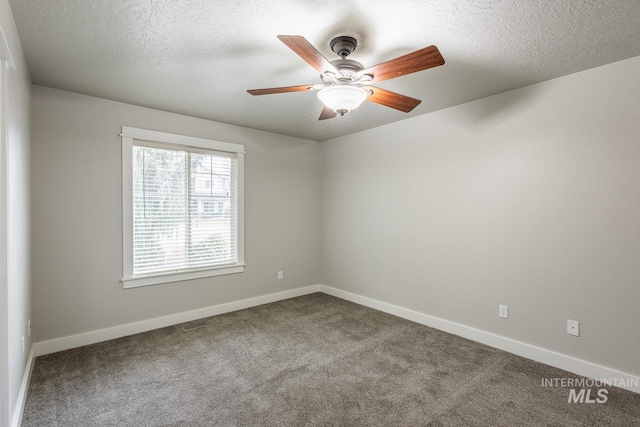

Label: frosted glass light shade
[317,85,368,114]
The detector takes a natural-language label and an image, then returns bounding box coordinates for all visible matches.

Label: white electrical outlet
[567,320,580,336]
[28,320,32,337]
[499,305,509,319]
[277,271,283,280]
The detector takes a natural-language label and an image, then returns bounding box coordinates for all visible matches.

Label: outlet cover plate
[499,305,508,319]
[567,319,580,336]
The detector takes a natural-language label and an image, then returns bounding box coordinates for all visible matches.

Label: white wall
[1,0,32,425]
[31,86,322,342]
[322,56,640,377]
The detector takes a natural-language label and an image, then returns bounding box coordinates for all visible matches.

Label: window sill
[121,263,245,289]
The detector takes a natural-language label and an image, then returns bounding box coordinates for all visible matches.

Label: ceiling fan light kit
[248,34,444,120]
[317,85,369,116]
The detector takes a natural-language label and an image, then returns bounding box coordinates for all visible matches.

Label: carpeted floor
[22,293,640,426]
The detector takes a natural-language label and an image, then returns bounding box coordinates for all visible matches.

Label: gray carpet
[22,293,640,426]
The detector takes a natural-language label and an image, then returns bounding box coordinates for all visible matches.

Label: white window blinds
[132,141,238,276]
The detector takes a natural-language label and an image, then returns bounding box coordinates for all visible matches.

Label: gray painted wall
[322,56,640,376]
[26,38,640,393]
[31,86,322,342]
[1,0,32,424]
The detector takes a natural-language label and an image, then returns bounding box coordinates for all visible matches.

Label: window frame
[121,126,245,289]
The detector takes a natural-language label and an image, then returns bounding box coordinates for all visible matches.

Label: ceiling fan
[247,35,445,120]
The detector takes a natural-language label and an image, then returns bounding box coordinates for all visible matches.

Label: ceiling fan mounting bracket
[330,36,357,58]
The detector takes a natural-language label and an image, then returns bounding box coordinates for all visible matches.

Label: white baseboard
[35,285,321,357]
[319,285,640,395]
[11,345,35,427]
[30,283,639,397]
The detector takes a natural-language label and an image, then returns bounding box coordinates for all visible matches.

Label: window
[121,126,244,288]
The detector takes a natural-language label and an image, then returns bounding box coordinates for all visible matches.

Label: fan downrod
[330,36,357,58]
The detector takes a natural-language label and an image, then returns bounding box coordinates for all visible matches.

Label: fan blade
[363,86,421,113]
[247,84,317,95]
[277,35,339,76]
[358,45,444,83]
[319,106,337,120]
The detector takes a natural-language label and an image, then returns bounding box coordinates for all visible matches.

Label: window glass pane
[133,146,187,274]
[188,152,235,268]
[132,144,237,276]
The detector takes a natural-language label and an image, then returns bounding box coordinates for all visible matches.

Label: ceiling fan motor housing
[331,59,364,78]
[321,58,365,84]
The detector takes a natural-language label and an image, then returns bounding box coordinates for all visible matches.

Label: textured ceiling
[9,0,640,141]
